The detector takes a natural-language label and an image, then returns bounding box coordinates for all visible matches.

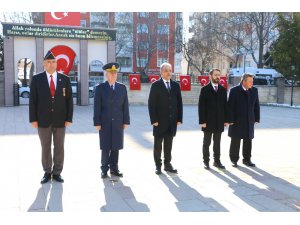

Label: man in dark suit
[29,50,73,184]
[94,62,130,179]
[148,62,183,175]
[198,68,228,170]
[227,73,260,167]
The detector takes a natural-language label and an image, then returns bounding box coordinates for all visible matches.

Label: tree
[271,13,300,81]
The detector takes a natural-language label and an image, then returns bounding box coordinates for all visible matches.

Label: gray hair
[160,62,172,73]
[241,73,254,82]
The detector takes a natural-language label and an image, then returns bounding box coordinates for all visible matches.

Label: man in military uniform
[93,62,130,179]
[29,50,73,184]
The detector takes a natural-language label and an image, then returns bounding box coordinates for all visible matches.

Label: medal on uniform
[63,88,66,96]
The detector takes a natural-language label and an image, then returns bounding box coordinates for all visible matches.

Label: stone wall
[126,84,300,106]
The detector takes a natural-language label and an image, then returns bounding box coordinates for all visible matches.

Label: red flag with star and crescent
[129,74,141,90]
[50,45,76,75]
[198,75,210,86]
[148,75,160,83]
[180,75,191,91]
[44,12,81,26]
[219,76,228,90]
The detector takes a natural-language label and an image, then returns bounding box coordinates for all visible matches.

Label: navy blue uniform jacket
[93,81,130,151]
[227,84,260,139]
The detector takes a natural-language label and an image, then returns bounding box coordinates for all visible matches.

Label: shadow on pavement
[100,178,150,212]
[28,182,63,212]
[159,173,229,212]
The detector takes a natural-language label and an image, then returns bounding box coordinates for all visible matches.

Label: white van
[229,67,283,79]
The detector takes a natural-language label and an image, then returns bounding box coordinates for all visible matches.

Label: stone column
[4,36,14,106]
[35,38,44,73]
[276,77,285,104]
[107,41,116,63]
[79,40,89,105]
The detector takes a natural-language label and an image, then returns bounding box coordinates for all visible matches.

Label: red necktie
[215,86,218,92]
[50,75,55,97]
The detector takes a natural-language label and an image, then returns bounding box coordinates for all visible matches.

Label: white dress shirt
[162,78,171,90]
[46,71,57,89]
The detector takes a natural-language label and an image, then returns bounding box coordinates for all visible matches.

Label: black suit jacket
[228,84,260,139]
[198,83,228,132]
[29,71,73,128]
[148,78,183,137]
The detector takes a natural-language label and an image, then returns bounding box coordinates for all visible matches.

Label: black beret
[102,62,119,71]
[44,50,56,60]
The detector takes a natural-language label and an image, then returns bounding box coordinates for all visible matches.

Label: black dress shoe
[155,168,162,175]
[52,174,64,183]
[110,170,123,177]
[101,172,108,179]
[213,161,226,169]
[243,160,255,167]
[164,166,178,173]
[204,162,210,170]
[41,172,51,184]
[231,161,238,167]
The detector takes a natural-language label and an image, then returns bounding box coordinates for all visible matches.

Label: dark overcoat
[93,81,130,151]
[29,71,73,128]
[198,83,228,132]
[148,78,183,137]
[227,84,260,139]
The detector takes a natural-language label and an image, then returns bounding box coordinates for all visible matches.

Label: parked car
[19,86,30,98]
[71,81,96,98]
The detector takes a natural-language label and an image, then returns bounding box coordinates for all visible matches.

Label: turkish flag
[198,76,210,86]
[180,75,191,91]
[129,74,141,90]
[148,75,160,83]
[50,45,76,75]
[44,12,81,26]
[219,76,228,90]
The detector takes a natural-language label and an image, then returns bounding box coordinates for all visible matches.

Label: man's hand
[177,122,182,126]
[123,124,129,129]
[95,126,101,131]
[201,123,206,128]
[31,121,38,128]
[65,122,72,127]
[224,123,229,127]
[152,122,159,126]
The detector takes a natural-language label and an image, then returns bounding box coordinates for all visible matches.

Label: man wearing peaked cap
[102,62,119,71]
[44,50,56,60]
[94,61,130,179]
[29,49,73,184]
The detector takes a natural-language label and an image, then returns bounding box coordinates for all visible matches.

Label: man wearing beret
[93,62,130,179]
[29,50,73,184]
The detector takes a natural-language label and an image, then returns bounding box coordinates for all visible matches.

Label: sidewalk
[0,105,300,213]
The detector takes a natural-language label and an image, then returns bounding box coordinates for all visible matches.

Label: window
[90,12,109,28]
[137,24,148,34]
[158,12,169,19]
[157,58,168,67]
[138,12,149,18]
[116,57,132,67]
[137,41,149,50]
[157,25,169,35]
[136,58,147,67]
[80,20,86,27]
[157,42,168,51]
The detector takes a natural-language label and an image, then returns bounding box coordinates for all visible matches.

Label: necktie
[214,86,218,92]
[110,85,114,91]
[166,81,170,92]
[50,75,55,97]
